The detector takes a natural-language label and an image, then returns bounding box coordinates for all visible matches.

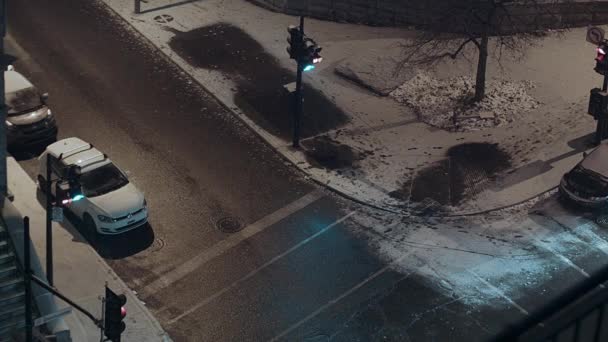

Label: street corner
[164,22,351,140]
[290,131,523,217]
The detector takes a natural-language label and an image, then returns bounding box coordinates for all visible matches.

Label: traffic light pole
[0,0,8,199]
[100,294,106,342]
[24,217,33,342]
[293,16,304,148]
[24,216,102,340]
[601,73,608,144]
[46,154,53,286]
[30,272,102,327]
[294,61,303,148]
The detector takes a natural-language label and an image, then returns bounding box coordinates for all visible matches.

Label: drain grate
[149,238,165,252]
[216,217,243,233]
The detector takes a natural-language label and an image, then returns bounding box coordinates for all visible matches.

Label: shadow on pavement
[138,0,202,14]
[9,140,53,161]
[390,142,512,208]
[493,132,594,190]
[167,23,349,140]
[34,189,154,259]
[302,135,364,170]
[88,223,155,260]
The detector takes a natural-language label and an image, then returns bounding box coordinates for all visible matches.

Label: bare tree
[398,0,573,103]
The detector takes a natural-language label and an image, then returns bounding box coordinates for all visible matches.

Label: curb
[97,0,560,220]
[87,249,173,341]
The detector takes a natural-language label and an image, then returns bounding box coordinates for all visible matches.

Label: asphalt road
[5,0,414,340]
[8,0,608,341]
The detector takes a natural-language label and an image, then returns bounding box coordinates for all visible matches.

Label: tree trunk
[474,31,489,102]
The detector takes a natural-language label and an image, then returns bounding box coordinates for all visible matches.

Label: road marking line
[468,270,529,316]
[534,239,590,278]
[167,211,357,325]
[575,224,608,256]
[141,190,325,297]
[545,214,608,258]
[269,241,422,342]
[522,214,591,278]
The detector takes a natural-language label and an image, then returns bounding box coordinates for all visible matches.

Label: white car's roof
[5,70,33,94]
[47,137,111,170]
[581,143,608,178]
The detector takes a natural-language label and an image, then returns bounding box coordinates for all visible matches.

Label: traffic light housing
[287,24,322,71]
[104,286,127,342]
[56,165,84,206]
[301,38,322,71]
[595,44,608,75]
[287,25,303,60]
[589,87,608,119]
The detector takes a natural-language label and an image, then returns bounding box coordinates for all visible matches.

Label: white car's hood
[87,182,144,218]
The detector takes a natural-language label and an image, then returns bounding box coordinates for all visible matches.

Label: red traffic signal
[597,46,606,61]
[104,286,127,342]
[595,45,608,75]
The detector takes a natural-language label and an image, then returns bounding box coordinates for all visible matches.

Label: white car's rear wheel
[83,214,99,242]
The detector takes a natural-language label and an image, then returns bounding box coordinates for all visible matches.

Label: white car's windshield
[79,163,129,197]
[6,87,43,115]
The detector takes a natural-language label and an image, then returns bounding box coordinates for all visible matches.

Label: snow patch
[349,201,597,312]
[389,71,541,132]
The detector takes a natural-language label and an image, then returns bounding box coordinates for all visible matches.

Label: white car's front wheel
[83,214,99,242]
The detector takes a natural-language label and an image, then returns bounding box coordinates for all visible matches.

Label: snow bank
[390,71,541,131]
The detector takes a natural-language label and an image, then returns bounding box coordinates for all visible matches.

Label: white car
[38,137,148,235]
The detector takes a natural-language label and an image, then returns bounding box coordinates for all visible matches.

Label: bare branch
[444,38,478,59]
[393,0,576,102]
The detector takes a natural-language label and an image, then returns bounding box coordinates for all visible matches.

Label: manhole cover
[216,217,242,233]
[154,14,174,24]
[149,238,165,252]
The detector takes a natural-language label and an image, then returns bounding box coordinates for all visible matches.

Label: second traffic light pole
[46,154,53,286]
[293,16,304,148]
[599,66,608,145]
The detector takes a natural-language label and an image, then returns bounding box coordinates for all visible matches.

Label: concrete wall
[247,0,608,31]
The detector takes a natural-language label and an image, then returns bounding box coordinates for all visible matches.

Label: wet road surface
[8,0,608,341]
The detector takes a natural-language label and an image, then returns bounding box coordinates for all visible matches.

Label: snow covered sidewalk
[96,0,600,215]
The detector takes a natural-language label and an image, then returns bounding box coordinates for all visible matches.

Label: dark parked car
[559,143,608,209]
[5,66,57,147]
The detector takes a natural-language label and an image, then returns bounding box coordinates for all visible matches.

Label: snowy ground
[346,189,608,316]
[390,71,542,132]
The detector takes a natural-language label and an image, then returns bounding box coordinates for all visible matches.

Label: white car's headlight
[97,215,114,223]
[6,120,14,127]
[46,109,52,117]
